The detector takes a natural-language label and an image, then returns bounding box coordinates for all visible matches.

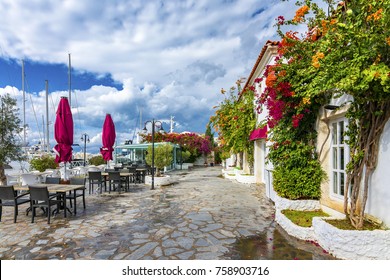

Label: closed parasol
[53,97,73,178]
[100,113,116,162]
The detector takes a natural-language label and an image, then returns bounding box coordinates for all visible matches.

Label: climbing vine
[210,80,257,166]
[273,0,390,228]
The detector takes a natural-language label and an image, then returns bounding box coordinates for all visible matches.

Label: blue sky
[0,0,301,153]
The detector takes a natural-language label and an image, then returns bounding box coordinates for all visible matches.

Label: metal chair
[66,177,86,215]
[88,171,104,194]
[28,185,62,224]
[108,171,127,193]
[45,177,61,184]
[0,185,30,223]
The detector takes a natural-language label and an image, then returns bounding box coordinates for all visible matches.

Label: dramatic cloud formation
[0,0,300,152]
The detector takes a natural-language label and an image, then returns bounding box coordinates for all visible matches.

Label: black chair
[88,171,105,194]
[0,185,30,223]
[108,171,127,193]
[28,185,62,224]
[66,177,86,215]
[45,177,61,184]
[126,167,137,184]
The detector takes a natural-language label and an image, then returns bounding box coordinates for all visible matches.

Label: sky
[0,0,301,154]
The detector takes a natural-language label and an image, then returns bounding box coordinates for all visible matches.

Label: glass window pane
[340,147,344,170]
[339,121,344,144]
[333,172,338,194]
[332,123,338,144]
[340,172,345,196]
[333,148,338,169]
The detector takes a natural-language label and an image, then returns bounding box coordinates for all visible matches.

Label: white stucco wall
[313,217,390,260]
[367,120,390,227]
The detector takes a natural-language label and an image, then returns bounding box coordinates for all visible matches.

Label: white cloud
[0,0,303,152]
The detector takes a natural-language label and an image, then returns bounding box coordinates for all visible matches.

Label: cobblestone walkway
[0,167,330,260]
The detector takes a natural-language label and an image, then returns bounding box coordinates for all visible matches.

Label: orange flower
[367,8,383,21]
[312,52,325,68]
[266,71,277,87]
[293,5,310,23]
[386,37,390,46]
[302,97,311,105]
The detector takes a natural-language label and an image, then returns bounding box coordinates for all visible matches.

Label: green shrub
[181,150,191,163]
[29,155,57,172]
[88,155,105,166]
[273,159,325,200]
[145,144,173,176]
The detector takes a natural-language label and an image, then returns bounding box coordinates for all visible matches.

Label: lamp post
[142,119,164,190]
[80,133,90,166]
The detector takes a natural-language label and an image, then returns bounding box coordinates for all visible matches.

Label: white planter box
[275,209,317,241]
[181,163,194,170]
[235,173,256,184]
[145,175,172,187]
[275,194,321,211]
[275,195,390,259]
[313,217,390,260]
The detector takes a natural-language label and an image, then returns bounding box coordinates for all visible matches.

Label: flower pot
[145,175,172,187]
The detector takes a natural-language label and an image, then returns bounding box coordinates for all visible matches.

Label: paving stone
[164,247,184,256]
[171,231,184,238]
[128,242,158,260]
[0,167,322,260]
[176,251,194,260]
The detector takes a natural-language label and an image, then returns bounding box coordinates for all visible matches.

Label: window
[330,119,349,198]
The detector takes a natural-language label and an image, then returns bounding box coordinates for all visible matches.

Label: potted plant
[145,144,174,186]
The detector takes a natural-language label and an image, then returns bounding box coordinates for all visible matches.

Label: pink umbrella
[100,113,116,162]
[54,96,74,163]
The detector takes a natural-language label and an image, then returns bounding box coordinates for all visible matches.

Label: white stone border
[145,175,173,187]
[274,193,390,259]
[275,194,321,211]
[235,173,256,184]
[313,217,390,260]
[275,209,317,241]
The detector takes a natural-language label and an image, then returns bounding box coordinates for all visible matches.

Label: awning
[249,126,267,141]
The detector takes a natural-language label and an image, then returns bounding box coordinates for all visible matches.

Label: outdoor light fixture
[143,119,164,190]
[80,133,90,166]
[324,104,340,110]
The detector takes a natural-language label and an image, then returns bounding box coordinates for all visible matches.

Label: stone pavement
[0,166,325,260]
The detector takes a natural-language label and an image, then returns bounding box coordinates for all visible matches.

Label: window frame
[330,118,349,200]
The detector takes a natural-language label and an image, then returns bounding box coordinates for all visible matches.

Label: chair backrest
[108,171,120,180]
[28,186,49,201]
[87,166,100,172]
[0,185,16,200]
[127,167,137,173]
[6,174,19,185]
[45,177,61,184]
[21,173,40,185]
[70,177,86,185]
[88,171,102,180]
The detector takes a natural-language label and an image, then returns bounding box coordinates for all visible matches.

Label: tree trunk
[344,101,390,229]
[0,166,7,185]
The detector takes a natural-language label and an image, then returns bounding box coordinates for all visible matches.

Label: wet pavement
[0,166,335,260]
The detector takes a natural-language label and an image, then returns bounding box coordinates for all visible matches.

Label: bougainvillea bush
[209,80,257,166]
[141,132,211,163]
[267,0,390,228]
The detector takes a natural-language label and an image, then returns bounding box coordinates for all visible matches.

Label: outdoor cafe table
[101,172,133,189]
[13,183,85,217]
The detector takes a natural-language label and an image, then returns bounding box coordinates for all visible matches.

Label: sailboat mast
[45,80,50,152]
[22,60,26,146]
[68,53,72,106]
